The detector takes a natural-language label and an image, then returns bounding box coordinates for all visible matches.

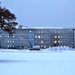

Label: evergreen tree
[0,2,18,35]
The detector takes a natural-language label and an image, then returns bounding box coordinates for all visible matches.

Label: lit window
[29,30,32,33]
[54,36,57,38]
[35,36,37,38]
[58,36,60,38]
[41,41,43,43]
[44,46,46,48]
[38,36,40,38]
[58,41,60,43]
[7,40,9,43]
[13,36,14,38]
[7,35,9,38]
[54,41,57,43]
[64,46,66,47]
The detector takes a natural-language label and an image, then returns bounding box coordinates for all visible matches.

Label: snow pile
[51,46,71,50]
[0,46,74,53]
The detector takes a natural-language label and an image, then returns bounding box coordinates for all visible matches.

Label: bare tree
[0,2,18,35]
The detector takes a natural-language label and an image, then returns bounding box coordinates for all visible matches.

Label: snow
[0,49,75,75]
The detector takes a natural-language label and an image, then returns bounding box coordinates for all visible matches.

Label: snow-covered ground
[0,49,75,75]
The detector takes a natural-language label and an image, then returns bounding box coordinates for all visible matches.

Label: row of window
[5,35,15,38]
[40,45,72,48]
[37,30,73,33]
[4,40,26,43]
[5,40,15,43]
[7,45,15,47]
[19,30,32,34]
[35,35,73,39]
[3,45,73,48]
[35,40,73,44]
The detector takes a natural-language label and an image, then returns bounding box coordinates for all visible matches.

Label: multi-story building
[0,27,75,49]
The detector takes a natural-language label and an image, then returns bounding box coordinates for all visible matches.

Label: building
[0,27,75,49]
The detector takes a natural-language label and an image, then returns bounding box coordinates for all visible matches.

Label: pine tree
[0,2,18,35]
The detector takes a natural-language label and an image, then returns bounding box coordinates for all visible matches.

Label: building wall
[34,28,73,48]
[0,28,74,49]
[0,29,35,49]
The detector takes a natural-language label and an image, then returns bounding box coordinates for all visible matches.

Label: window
[13,45,14,47]
[19,36,24,39]
[35,40,37,43]
[58,36,60,38]
[64,46,66,47]
[41,31,43,33]
[58,40,60,43]
[13,41,14,42]
[13,36,14,38]
[29,30,32,33]
[54,41,57,43]
[7,45,9,47]
[38,36,41,38]
[58,31,60,33]
[35,36,37,38]
[38,31,40,33]
[41,40,43,43]
[61,41,63,43]
[54,36,57,38]
[7,35,9,38]
[44,46,46,48]
[41,36,43,38]
[54,31,57,33]
[5,36,6,38]
[10,45,11,47]
[10,40,12,42]
[7,40,9,43]
[19,31,23,34]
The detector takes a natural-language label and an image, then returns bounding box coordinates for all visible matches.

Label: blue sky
[0,0,75,27]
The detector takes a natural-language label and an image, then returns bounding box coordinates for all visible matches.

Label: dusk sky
[0,0,75,27]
